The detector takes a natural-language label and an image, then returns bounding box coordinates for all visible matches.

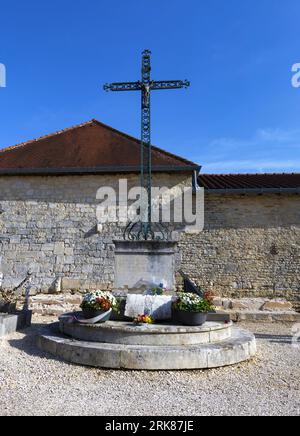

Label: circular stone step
[37,327,256,370]
[59,318,233,346]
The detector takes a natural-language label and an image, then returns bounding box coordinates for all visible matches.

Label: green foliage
[151,287,164,296]
[173,292,214,313]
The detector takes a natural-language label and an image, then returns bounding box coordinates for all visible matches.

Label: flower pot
[82,309,112,323]
[172,309,208,326]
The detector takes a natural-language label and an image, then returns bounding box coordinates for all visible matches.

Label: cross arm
[103,81,142,92]
[150,80,190,91]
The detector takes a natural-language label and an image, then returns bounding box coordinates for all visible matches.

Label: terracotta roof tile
[0,119,199,175]
[198,173,300,190]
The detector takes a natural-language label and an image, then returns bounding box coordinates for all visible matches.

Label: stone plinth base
[113,240,177,292]
[59,318,233,346]
[37,319,256,370]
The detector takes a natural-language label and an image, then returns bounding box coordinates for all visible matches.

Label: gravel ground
[0,317,299,416]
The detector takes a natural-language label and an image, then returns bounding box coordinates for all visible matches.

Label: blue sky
[0,0,300,174]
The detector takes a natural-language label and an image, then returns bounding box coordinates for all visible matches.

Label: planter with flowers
[133,314,154,326]
[80,291,118,323]
[172,292,214,326]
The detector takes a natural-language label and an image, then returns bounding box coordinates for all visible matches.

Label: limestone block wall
[0,174,299,307]
[0,173,190,294]
[179,193,300,305]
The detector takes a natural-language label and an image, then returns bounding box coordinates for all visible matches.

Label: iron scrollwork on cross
[104,50,190,241]
[123,220,172,242]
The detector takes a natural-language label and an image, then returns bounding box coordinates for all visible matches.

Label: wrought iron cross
[104,50,190,240]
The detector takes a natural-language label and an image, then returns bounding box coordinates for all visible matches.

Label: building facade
[0,120,299,309]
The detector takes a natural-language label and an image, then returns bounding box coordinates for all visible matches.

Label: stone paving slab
[230,311,300,323]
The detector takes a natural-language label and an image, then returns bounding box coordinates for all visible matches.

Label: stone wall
[0,173,190,294]
[0,175,299,309]
[179,193,300,306]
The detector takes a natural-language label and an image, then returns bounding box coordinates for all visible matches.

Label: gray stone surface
[0,319,298,416]
[37,326,256,370]
[0,314,18,338]
[0,173,189,293]
[233,310,300,323]
[59,319,233,346]
[179,194,300,305]
[0,310,32,338]
[207,312,231,322]
[114,240,177,292]
[125,294,173,320]
[261,301,294,312]
[0,174,299,307]
[213,297,298,313]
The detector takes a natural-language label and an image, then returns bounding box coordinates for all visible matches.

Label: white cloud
[256,128,300,144]
[203,159,300,174]
[194,128,300,174]
[208,128,300,149]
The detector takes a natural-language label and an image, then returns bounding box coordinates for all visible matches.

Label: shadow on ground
[7,322,65,364]
[254,333,293,345]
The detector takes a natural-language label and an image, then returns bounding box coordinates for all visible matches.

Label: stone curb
[228,311,300,323]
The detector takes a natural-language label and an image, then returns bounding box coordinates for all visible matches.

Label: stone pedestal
[38,319,257,370]
[113,240,178,292]
[124,294,173,320]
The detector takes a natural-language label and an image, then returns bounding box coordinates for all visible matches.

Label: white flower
[82,290,117,307]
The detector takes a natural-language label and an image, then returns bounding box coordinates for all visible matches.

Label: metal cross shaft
[104,50,190,240]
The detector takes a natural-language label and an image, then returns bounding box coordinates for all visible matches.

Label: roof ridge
[0,120,95,154]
